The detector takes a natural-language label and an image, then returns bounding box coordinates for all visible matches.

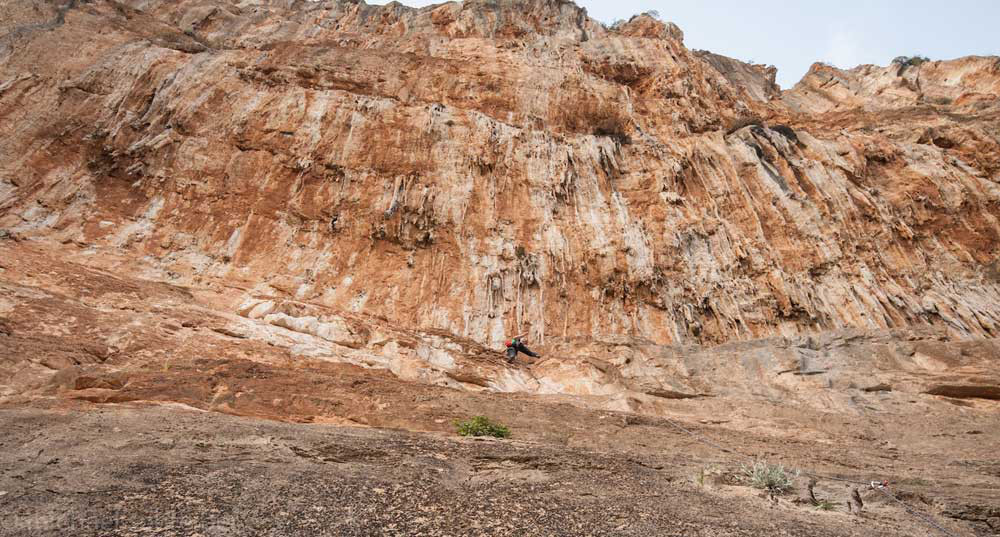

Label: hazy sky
[367,0,999,88]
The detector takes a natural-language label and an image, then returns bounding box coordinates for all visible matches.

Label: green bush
[454,416,511,438]
[740,460,797,494]
[892,55,930,67]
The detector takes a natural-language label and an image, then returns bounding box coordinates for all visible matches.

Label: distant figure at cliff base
[504,333,540,363]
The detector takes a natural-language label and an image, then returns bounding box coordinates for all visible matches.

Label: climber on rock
[504,332,540,363]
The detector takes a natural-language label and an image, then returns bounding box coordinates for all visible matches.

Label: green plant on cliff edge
[454,416,511,438]
[892,55,930,67]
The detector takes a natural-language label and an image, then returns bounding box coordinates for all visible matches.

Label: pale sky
[367,0,999,88]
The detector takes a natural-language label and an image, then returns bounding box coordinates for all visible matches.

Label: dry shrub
[741,460,798,494]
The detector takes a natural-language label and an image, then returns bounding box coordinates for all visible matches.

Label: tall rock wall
[2,0,999,347]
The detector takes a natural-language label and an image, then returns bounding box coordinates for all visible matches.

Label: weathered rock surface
[2,198,999,537]
[2,1,1000,536]
[2,404,976,537]
[2,0,998,347]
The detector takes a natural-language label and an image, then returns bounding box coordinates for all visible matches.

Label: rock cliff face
[3,2,1000,534]
[4,0,997,350]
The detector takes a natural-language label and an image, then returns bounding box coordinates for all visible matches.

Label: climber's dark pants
[505,342,538,361]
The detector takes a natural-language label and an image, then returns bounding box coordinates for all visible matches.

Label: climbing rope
[660,414,754,463]
[874,486,965,537]
[658,414,968,537]
[497,349,965,536]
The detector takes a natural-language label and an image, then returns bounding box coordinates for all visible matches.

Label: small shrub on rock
[892,55,930,67]
[454,416,511,438]
[741,460,797,493]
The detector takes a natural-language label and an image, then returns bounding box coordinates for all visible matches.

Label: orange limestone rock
[1,0,998,351]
